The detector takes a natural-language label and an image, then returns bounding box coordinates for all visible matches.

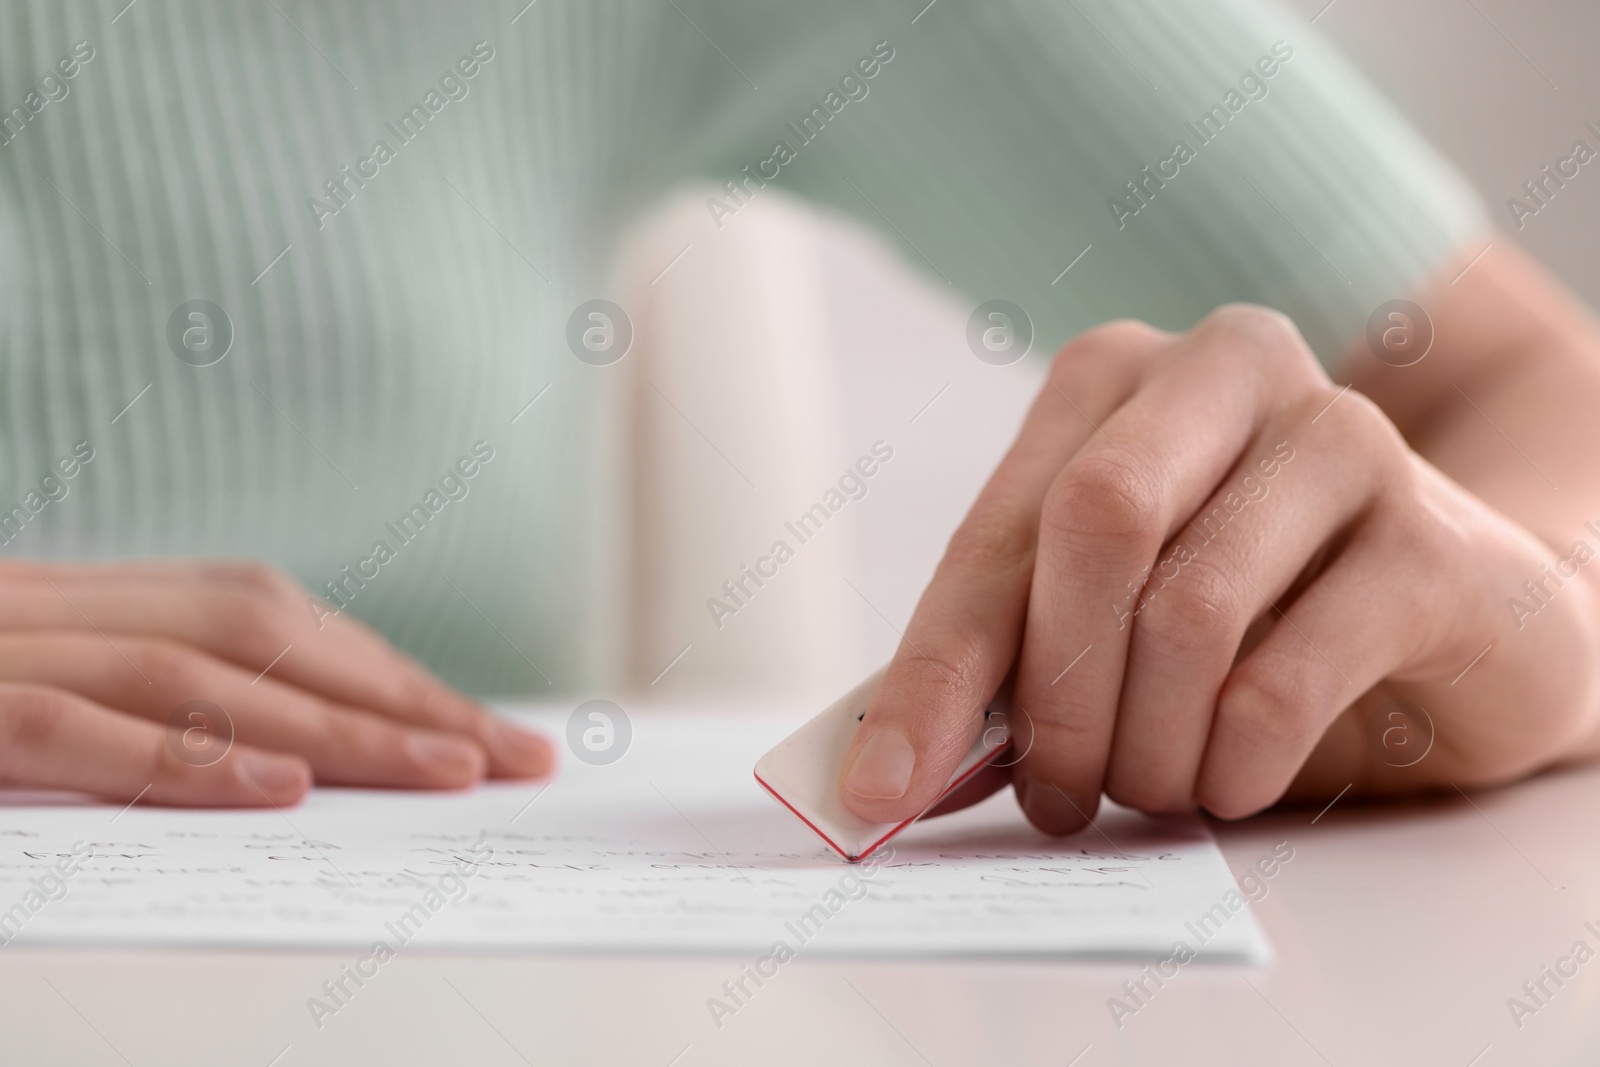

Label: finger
[1012,307,1324,833]
[923,762,1012,819]
[1191,448,1485,817]
[0,633,494,789]
[1194,398,1456,816]
[0,683,310,807]
[1192,550,1417,816]
[1105,405,1379,813]
[0,560,548,773]
[840,321,1167,823]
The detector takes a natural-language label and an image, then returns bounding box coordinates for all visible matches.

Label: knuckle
[1050,321,1167,389]
[1308,386,1402,454]
[1216,667,1311,754]
[1024,698,1097,740]
[1199,303,1301,348]
[216,587,292,652]
[1374,502,1446,573]
[1014,693,1107,767]
[220,561,301,603]
[1136,562,1243,661]
[401,671,476,728]
[0,685,72,750]
[316,705,379,757]
[1198,304,1320,380]
[943,514,1035,576]
[875,642,997,763]
[892,639,988,709]
[145,733,198,785]
[128,637,202,687]
[1054,318,1166,365]
[1044,454,1162,545]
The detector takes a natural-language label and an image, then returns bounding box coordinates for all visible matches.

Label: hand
[0,559,553,807]
[840,306,1600,833]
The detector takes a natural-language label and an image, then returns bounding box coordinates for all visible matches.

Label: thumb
[839,645,1016,824]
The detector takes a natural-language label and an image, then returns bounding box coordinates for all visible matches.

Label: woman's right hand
[0,559,554,807]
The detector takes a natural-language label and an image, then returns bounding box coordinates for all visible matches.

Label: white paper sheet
[0,712,1268,961]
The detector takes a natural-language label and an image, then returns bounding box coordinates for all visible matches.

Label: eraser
[754,664,1010,862]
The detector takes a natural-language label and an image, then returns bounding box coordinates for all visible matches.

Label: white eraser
[754,664,1010,862]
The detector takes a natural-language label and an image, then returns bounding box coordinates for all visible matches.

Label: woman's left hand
[838,305,1600,832]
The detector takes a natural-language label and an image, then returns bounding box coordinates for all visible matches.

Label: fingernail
[238,751,308,795]
[846,728,916,800]
[1022,784,1087,834]
[406,733,483,774]
[489,719,552,768]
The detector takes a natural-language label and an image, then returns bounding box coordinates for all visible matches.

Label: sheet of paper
[0,711,1268,961]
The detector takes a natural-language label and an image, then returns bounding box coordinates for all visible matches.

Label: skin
[0,559,553,806]
[840,237,1600,833]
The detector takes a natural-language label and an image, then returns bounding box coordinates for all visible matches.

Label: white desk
[2,759,1597,1066]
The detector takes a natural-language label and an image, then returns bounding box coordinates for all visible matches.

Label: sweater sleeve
[669,0,1489,368]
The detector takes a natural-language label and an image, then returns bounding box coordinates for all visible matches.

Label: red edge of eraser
[754,741,1006,863]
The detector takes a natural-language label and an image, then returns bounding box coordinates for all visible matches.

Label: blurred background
[1313,0,1600,304]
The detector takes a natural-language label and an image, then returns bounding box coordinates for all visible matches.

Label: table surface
[2,760,1597,1067]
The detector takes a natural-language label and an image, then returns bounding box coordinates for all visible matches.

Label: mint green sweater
[0,0,1485,694]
